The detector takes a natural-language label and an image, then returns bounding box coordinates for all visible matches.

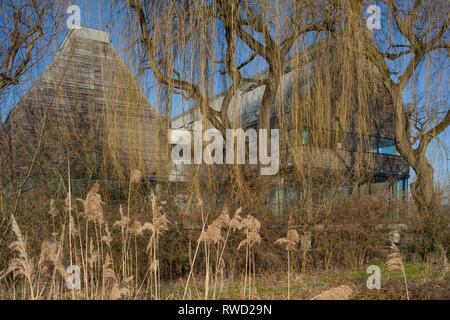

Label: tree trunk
[391,93,438,214]
[390,92,444,255]
[410,158,437,214]
[258,68,282,131]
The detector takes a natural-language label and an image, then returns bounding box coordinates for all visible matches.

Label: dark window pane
[378,138,398,155]
[363,136,377,153]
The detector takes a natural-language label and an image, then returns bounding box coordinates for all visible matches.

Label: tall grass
[387,241,409,300]
[275,215,299,300]
[0,183,447,300]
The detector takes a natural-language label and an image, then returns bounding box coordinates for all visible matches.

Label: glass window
[362,136,377,153]
[359,183,369,194]
[302,128,308,145]
[285,186,297,200]
[390,180,402,199]
[269,189,280,215]
[378,138,399,155]
[390,179,410,199]
[270,178,284,215]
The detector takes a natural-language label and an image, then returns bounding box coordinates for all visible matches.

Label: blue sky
[1,0,448,188]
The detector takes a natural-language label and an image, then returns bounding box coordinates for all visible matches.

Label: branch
[385,0,422,49]
[0,2,49,93]
[127,0,226,134]
[383,45,413,60]
[237,52,257,70]
[418,110,450,153]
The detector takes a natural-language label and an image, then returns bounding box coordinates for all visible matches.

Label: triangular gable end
[7,27,167,180]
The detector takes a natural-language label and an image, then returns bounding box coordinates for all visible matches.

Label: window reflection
[359,135,400,155]
[378,138,400,155]
[362,136,378,153]
[293,130,400,156]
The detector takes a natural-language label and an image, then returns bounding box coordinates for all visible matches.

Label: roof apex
[60,26,110,50]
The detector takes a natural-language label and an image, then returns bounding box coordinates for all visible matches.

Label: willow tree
[122,1,448,204]
[337,0,449,215]
[124,0,340,134]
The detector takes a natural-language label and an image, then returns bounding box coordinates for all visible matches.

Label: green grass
[351,261,427,282]
[402,262,425,275]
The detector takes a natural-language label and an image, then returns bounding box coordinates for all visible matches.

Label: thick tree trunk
[258,64,283,133]
[391,93,438,215]
[386,91,447,258]
[258,75,281,131]
[390,95,445,257]
[410,158,437,214]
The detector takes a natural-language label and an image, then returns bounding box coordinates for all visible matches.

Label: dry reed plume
[0,0,448,302]
[387,242,409,300]
[238,214,261,299]
[5,215,35,299]
[275,215,300,299]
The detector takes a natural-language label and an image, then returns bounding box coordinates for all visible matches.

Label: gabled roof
[6,27,167,179]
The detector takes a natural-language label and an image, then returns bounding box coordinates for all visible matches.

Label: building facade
[3,27,168,182]
[169,42,410,214]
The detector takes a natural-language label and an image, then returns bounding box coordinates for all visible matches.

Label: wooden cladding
[6,28,168,180]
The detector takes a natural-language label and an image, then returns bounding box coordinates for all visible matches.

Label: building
[170,40,410,214]
[3,27,168,183]
[2,27,409,213]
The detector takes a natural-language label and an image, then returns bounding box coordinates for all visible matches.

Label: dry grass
[0,171,447,301]
[387,242,409,300]
[275,216,299,299]
[0,0,448,303]
[0,187,448,300]
[311,285,353,300]
[6,215,35,299]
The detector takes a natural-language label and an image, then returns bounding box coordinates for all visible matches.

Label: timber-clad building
[171,39,410,211]
[4,27,168,181]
